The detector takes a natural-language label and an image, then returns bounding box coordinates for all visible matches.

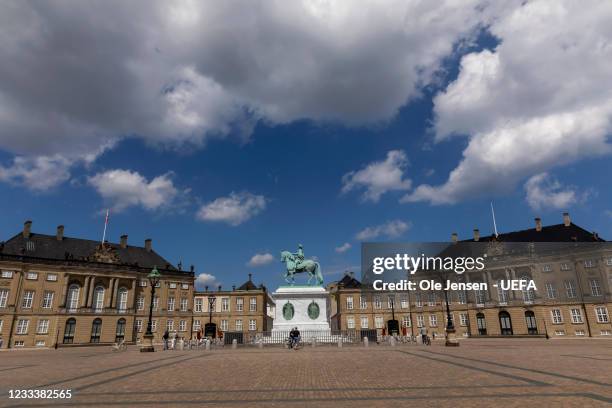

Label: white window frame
[346,296,354,310]
[166,319,174,331]
[359,296,367,309]
[595,306,609,323]
[193,320,201,331]
[542,264,552,272]
[26,272,38,280]
[560,263,570,271]
[93,286,105,312]
[456,291,466,305]
[1,270,13,278]
[46,273,58,282]
[137,295,145,311]
[22,290,34,309]
[564,281,577,298]
[460,313,468,326]
[402,315,411,327]
[249,319,256,331]
[429,314,438,327]
[220,319,228,331]
[135,319,143,332]
[221,297,229,312]
[590,280,602,296]
[236,297,244,312]
[16,319,29,335]
[117,288,128,312]
[194,298,203,312]
[570,308,583,324]
[235,319,243,331]
[360,316,369,329]
[400,296,408,309]
[347,316,355,329]
[249,297,257,312]
[374,295,382,309]
[583,259,595,268]
[42,291,54,309]
[179,320,186,332]
[551,309,563,324]
[0,289,10,308]
[374,316,384,329]
[167,297,175,312]
[37,319,49,334]
[180,297,188,312]
[416,314,424,328]
[545,283,557,299]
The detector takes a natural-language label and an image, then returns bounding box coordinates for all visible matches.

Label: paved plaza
[0,339,611,407]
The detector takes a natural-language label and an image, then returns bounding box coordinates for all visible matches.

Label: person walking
[162,330,169,351]
[420,326,427,345]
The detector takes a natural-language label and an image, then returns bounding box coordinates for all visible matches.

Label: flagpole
[101,209,110,244]
[490,202,499,238]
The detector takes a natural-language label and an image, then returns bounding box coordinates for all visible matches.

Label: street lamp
[441,275,459,347]
[140,266,161,352]
[205,295,217,338]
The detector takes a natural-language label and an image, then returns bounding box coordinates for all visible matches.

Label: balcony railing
[59,307,134,315]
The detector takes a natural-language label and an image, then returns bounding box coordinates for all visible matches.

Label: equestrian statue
[280,244,323,286]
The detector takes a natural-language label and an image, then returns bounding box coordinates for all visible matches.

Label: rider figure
[293,244,305,271]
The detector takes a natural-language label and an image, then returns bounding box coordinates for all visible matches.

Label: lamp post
[140,266,161,352]
[205,295,216,338]
[442,276,459,347]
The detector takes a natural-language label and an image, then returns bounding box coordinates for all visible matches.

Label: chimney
[144,238,152,252]
[451,232,458,243]
[473,229,480,242]
[56,225,64,241]
[535,218,542,232]
[120,234,128,248]
[563,212,570,227]
[218,285,222,292]
[205,285,209,292]
[232,285,236,291]
[248,273,252,281]
[23,220,32,239]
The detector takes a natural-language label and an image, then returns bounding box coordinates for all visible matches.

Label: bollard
[389,336,396,347]
[311,337,316,348]
[338,339,342,348]
[232,339,237,349]
[205,339,211,351]
[363,337,369,347]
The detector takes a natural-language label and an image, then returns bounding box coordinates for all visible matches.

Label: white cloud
[247,253,275,267]
[342,150,411,202]
[197,192,266,226]
[88,169,178,212]
[0,1,497,189]
[335,242,352,253]
[406,0,612,205]
[524,173,579,211]
[0,155,72,191]
[195,273,217,289]
[355,220,411,241]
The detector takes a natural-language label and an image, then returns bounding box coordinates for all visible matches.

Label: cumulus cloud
[247,253,275,267]
[0,155,73,191]
[195,273,217,290]
[0,1,497,189]
[355,220,411,241]
[88,169,179,212]
[197,192,266,226]
[335,242,352,253]
[524,173,580,211]
[342,150,411,202]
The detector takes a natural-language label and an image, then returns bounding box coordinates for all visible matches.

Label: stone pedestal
[271,286,331,333]
[140,333,155,352]
[445,328,460,347]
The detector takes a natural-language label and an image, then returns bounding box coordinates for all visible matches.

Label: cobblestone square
[0,338,611,407]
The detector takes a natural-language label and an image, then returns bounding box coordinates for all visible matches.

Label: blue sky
[0,1,611,290]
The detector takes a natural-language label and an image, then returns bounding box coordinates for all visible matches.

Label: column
[60,274,69,307]
[111,279,119,308]
[105,278,114,308]
[81,276,90,307]
[510,268,518,300]
[87,278,96,307]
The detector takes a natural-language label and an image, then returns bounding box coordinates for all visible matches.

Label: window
[575,330,585,336]
[181,283,189,290]
[388,295,395,309]
[166,319,174,331]
[63,318,76,344]
[416,314,424,328]
[151,320,157,332]
[0,319,3,333]
[116,318,126,342]
[90,319,102,343]
[346,296,354,310]
[400,296,408,309]
[37,319,49,334]
[193,320,201,331]
[139,280,147,287]
[169,282,177,289]
[0,289,9,308]
[595,306,609,323]
[235,319,243,331]
[93,286,105,312]
[497,281,508,304]
[26,272,38,280]
[542,264,552,272]
[41,291,54,309]
[360,316,369,329]
[560,263,570,271]
[415,293,422,307]
[220,319,228,331]
[374,295,382,309]
[554,330,566,336]
[135,319,143,333]
[67,284,80,312]
[180,298,188,312]
[179,320,187,332]
[14,320,27,336]
[36,340,45,347]
[601,330,611,336]
[606,257,612,266]
[249,319,256,331]
[564,280,577,298]
[1,270,13,278]
[375,316,384,328]
[221,298,229,312]
[429,315,437,327]
[551,309,563,324]
[359,296,367,309]
[427,293,436,306]
[167,297,175,311]
[117,288,128,312]
[46,273,57,281]
[590,280,602,296]
[137,296,144,311]
[22,290,34,309]
[249,297,257,312]
[460,313,468,326]
[153,296,159,311]
[402,315,411,327]
[521,276,535,303]
[347,316,355,329]
[545,283,557,299]
[14,341,25,347]
[475,289,486,305]
[570,308,583,324]
[236,298,244,312]
[456,291,466,304]
[583,259,595,268]
[194,298,203,312]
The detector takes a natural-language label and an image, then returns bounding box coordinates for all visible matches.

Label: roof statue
[280,244,323,286]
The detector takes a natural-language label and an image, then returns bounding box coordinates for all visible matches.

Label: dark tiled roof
[463,223,605,243]
[337,273,361,288]
[237,278,258,291]
[1,232,176,270]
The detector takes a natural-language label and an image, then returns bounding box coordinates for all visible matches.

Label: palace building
[329,213,612,339]
[0,221,195,348]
